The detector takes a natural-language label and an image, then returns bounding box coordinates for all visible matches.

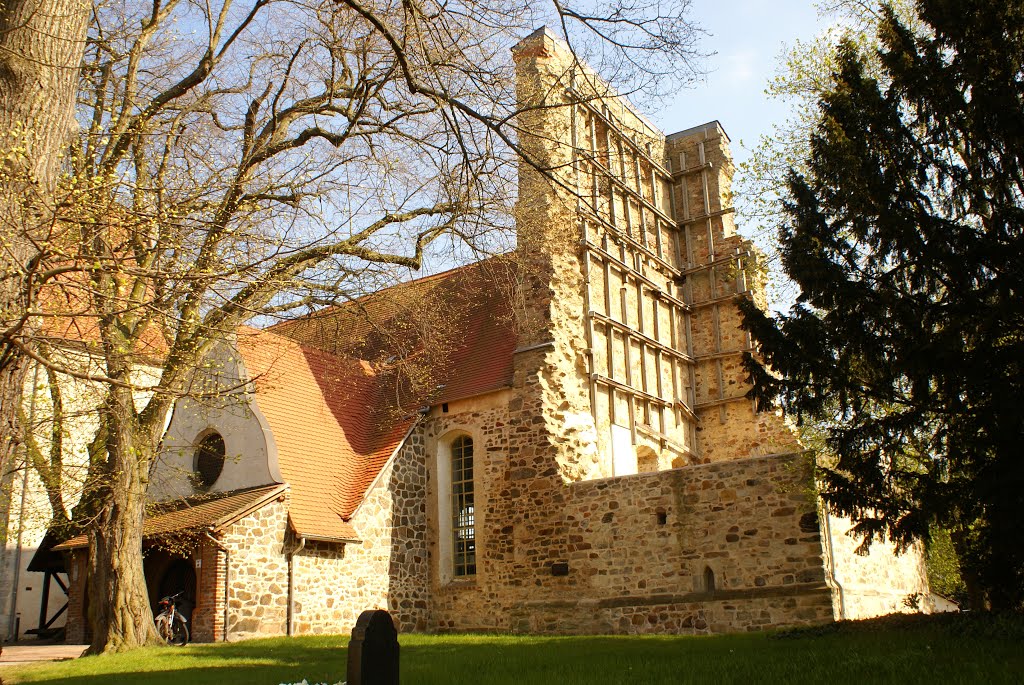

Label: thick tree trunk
[84,402,163,654]
[0,0,89,496]
[85,492,162,653]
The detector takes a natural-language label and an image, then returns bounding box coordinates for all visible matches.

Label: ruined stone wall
[289,427,430,635]
[665,125,800,463]
[425,34,833,634]
[426,377,833,633]
[514,29,697,483]
[513,30,795,482]
[513,29,603,483]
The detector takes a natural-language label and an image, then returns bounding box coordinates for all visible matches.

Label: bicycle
[154,590,190,646]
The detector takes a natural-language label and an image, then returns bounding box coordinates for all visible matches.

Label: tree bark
[0,0,89,502]
[83,389,163,654]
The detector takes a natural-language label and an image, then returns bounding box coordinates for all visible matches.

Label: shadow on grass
[7,615,1024,685]
[3,637,348,685]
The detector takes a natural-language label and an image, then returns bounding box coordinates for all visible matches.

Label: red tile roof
[236,328,404,537]
[55,484,287,550]
[270,256,519,408]
[59,259,518,548]
[236,256,518,536]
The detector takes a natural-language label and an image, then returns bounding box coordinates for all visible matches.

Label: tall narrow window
[704,566,716,593]
[451,435,476,576]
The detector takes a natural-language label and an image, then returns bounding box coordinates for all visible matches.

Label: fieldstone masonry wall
[428,407,835,633]
[219,498,290,640]
[290,428,430,635]
[513,30,604,483]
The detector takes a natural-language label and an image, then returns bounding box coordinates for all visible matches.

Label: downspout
[821,504,846,620]
[204,531,230,642]
[286,537,305,637]
[7,362,42,641]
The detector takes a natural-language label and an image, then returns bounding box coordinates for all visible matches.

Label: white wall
[150,339,282,501]
[825,512,934,619]
[1,350,146,640]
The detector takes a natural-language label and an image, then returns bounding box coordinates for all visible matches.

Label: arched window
[703,566,716,593]
[450,435,476,577]
[194,432,226,489]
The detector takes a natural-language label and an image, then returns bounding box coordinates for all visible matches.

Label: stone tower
[511,27,798,481]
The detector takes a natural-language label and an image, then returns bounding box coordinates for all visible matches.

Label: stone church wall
[218,498,290,640]
[425,385,834,634]
[291,428,430,635]
[823,513,933,619]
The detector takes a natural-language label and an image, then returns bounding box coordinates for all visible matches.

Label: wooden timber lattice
[672,136,757,424]
[570,92,699,463]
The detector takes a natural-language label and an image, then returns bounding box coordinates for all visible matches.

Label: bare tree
[16,0,702,653]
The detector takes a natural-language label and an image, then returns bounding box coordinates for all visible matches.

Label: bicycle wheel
[168,613,189,646]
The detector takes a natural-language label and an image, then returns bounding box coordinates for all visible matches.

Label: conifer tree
[741,0,1024,609]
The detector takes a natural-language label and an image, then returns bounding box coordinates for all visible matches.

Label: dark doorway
[159,559,197,622]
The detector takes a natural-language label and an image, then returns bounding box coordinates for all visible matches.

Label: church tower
[510,27,797,483]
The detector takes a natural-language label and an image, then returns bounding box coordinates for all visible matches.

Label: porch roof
[53,484,288,551]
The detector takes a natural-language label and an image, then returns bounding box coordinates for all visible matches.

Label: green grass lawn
[3,613,1022,685]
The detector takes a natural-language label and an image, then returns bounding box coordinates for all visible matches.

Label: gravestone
[346,609,399,685]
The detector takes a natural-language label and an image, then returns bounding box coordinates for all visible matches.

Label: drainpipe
[204,531,230,642]
[7,362,42,641]
[286,537,305,637]
[821,505,847,620]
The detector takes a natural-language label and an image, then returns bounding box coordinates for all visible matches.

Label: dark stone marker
[347,609,399,685]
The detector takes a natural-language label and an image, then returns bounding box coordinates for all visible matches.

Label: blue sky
[650,0,824,167]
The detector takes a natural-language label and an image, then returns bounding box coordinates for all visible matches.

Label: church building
[55,28,935,643]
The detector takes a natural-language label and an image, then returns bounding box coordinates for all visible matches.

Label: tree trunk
[84,400,162,654]
[0,0,89,496]
[85,495,162,653]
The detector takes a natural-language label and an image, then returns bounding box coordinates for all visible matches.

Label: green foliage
[926,526,968,606]
[737,0,919,305]
[4,618,1024,685]
[742,0,1024,609]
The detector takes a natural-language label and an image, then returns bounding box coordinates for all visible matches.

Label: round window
[193,433,226,489]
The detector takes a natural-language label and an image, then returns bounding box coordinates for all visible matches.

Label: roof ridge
[238,325,363,368]
[266,253,513,330]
